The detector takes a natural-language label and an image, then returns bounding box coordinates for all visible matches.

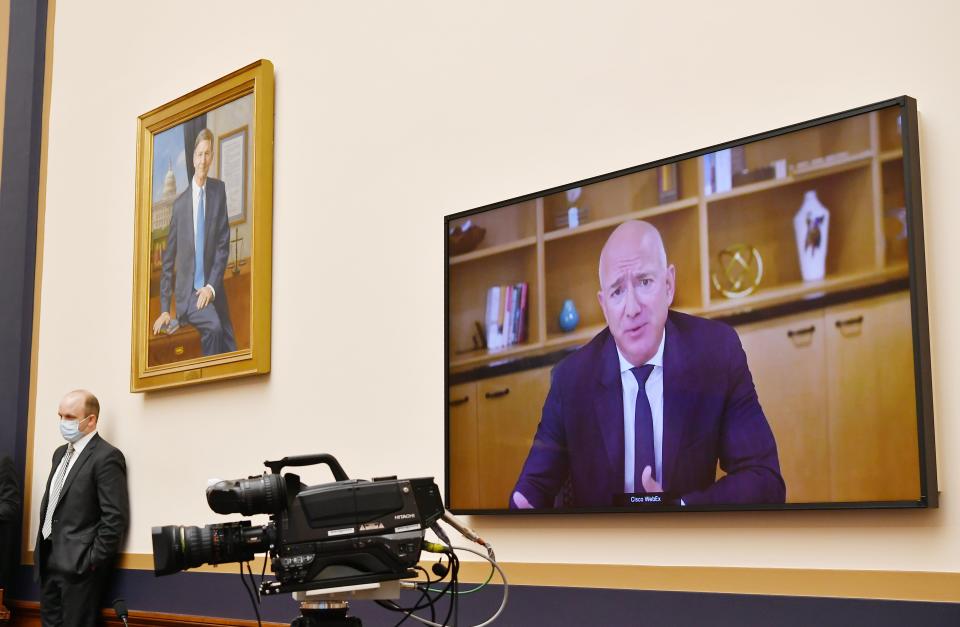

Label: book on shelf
[714,148,733,194]
[703,148,734,195]
[703,152,715,195]
[485,282,529,351]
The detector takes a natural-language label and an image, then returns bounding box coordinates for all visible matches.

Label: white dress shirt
[191,178,206,238]
[619,331,665,493]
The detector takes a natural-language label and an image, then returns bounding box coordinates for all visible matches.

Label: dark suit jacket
[513,311,785,507]
[33,434,129,580]
[159,177,233,329]
[0,455,20,588]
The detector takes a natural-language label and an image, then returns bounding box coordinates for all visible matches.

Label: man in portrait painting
[152,128,236,356]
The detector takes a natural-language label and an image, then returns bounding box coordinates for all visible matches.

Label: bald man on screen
[512,220,785,508]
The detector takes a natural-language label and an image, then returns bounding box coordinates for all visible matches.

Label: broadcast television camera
[152,454,445,595]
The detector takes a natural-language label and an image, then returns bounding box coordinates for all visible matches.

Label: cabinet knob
[449,396,470,407]
[484,388,510,399]
[787,325,816,339]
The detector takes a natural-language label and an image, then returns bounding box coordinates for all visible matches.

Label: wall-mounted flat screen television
[445,96,936,514]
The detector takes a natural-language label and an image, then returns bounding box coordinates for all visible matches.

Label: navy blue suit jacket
[513,311,785,507]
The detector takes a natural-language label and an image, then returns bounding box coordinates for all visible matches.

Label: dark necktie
[632,365,655,493]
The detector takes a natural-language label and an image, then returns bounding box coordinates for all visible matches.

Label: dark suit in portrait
[0,455,21,591]
[34,434,129,627]
[513,311,785,508]
[159,176,236,356]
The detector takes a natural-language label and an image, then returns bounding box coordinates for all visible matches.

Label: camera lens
[206,474,286,515]
[151,521,271,576]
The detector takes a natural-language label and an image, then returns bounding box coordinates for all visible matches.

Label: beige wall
[30,0,960,577]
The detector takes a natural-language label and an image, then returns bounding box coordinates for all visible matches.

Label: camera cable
[391,565,437,627]
[239,561,263,627]
[398,542,506,627]
[260,546,270,592]
[380,549,460,625]
[378,560,452,619]
[427,555,494,595]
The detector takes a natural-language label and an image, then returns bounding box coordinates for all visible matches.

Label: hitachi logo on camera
[395,513,416,520]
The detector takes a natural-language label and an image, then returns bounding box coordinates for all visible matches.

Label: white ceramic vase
[793,190,830,282]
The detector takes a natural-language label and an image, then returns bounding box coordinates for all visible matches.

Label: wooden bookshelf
[448,106,910,371]
[449,236,537,265]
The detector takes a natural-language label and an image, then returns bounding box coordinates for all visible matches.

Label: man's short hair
[194,128,214,151]
[71,389,100,418]
[84,392,100,418]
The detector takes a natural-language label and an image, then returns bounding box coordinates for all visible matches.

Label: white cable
[402,543,508,627]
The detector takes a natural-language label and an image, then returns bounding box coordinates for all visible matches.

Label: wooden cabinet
[824,292,919,501]
[738,312,831,503]
[448,383,479,509]
[448,367,551,510]
[449,106,908,372]
[738,291,918,503]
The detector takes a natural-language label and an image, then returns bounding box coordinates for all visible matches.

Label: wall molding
[457,562,960,602]
[18,553,960,603]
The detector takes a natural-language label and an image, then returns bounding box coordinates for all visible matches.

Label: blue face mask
[59,415,90,443]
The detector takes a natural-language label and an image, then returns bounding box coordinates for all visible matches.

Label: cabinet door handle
[835,315,864,329]
[484,388,510,399]
[449,396,470,407]
[787,325,816,338]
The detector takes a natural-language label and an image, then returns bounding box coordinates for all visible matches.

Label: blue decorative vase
[558,299,579,333]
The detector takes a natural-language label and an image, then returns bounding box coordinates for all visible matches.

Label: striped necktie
[41,443,75,539]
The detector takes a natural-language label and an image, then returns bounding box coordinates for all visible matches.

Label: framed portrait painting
[131,60,274,392]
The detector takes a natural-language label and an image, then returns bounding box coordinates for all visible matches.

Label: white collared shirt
[191,178,206,235]
[618,331,665,493]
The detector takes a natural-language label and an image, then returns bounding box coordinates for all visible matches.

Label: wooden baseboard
[1,587,10,624]
[8,601,286,627]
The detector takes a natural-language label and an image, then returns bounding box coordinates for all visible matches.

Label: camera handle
[263,454,350,481]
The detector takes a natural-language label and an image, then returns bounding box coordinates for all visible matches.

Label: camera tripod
[285,578,406,627]
[290,600,362,627]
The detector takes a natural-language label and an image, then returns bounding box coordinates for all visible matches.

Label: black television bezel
[444,96,937,516]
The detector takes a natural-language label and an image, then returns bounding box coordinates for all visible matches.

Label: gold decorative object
[711,244,764,298]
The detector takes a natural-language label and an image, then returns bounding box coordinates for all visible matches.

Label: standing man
[152,128,237,356]
[35,390,129,627]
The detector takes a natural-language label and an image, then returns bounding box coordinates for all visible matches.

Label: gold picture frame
[131,60,274,392]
